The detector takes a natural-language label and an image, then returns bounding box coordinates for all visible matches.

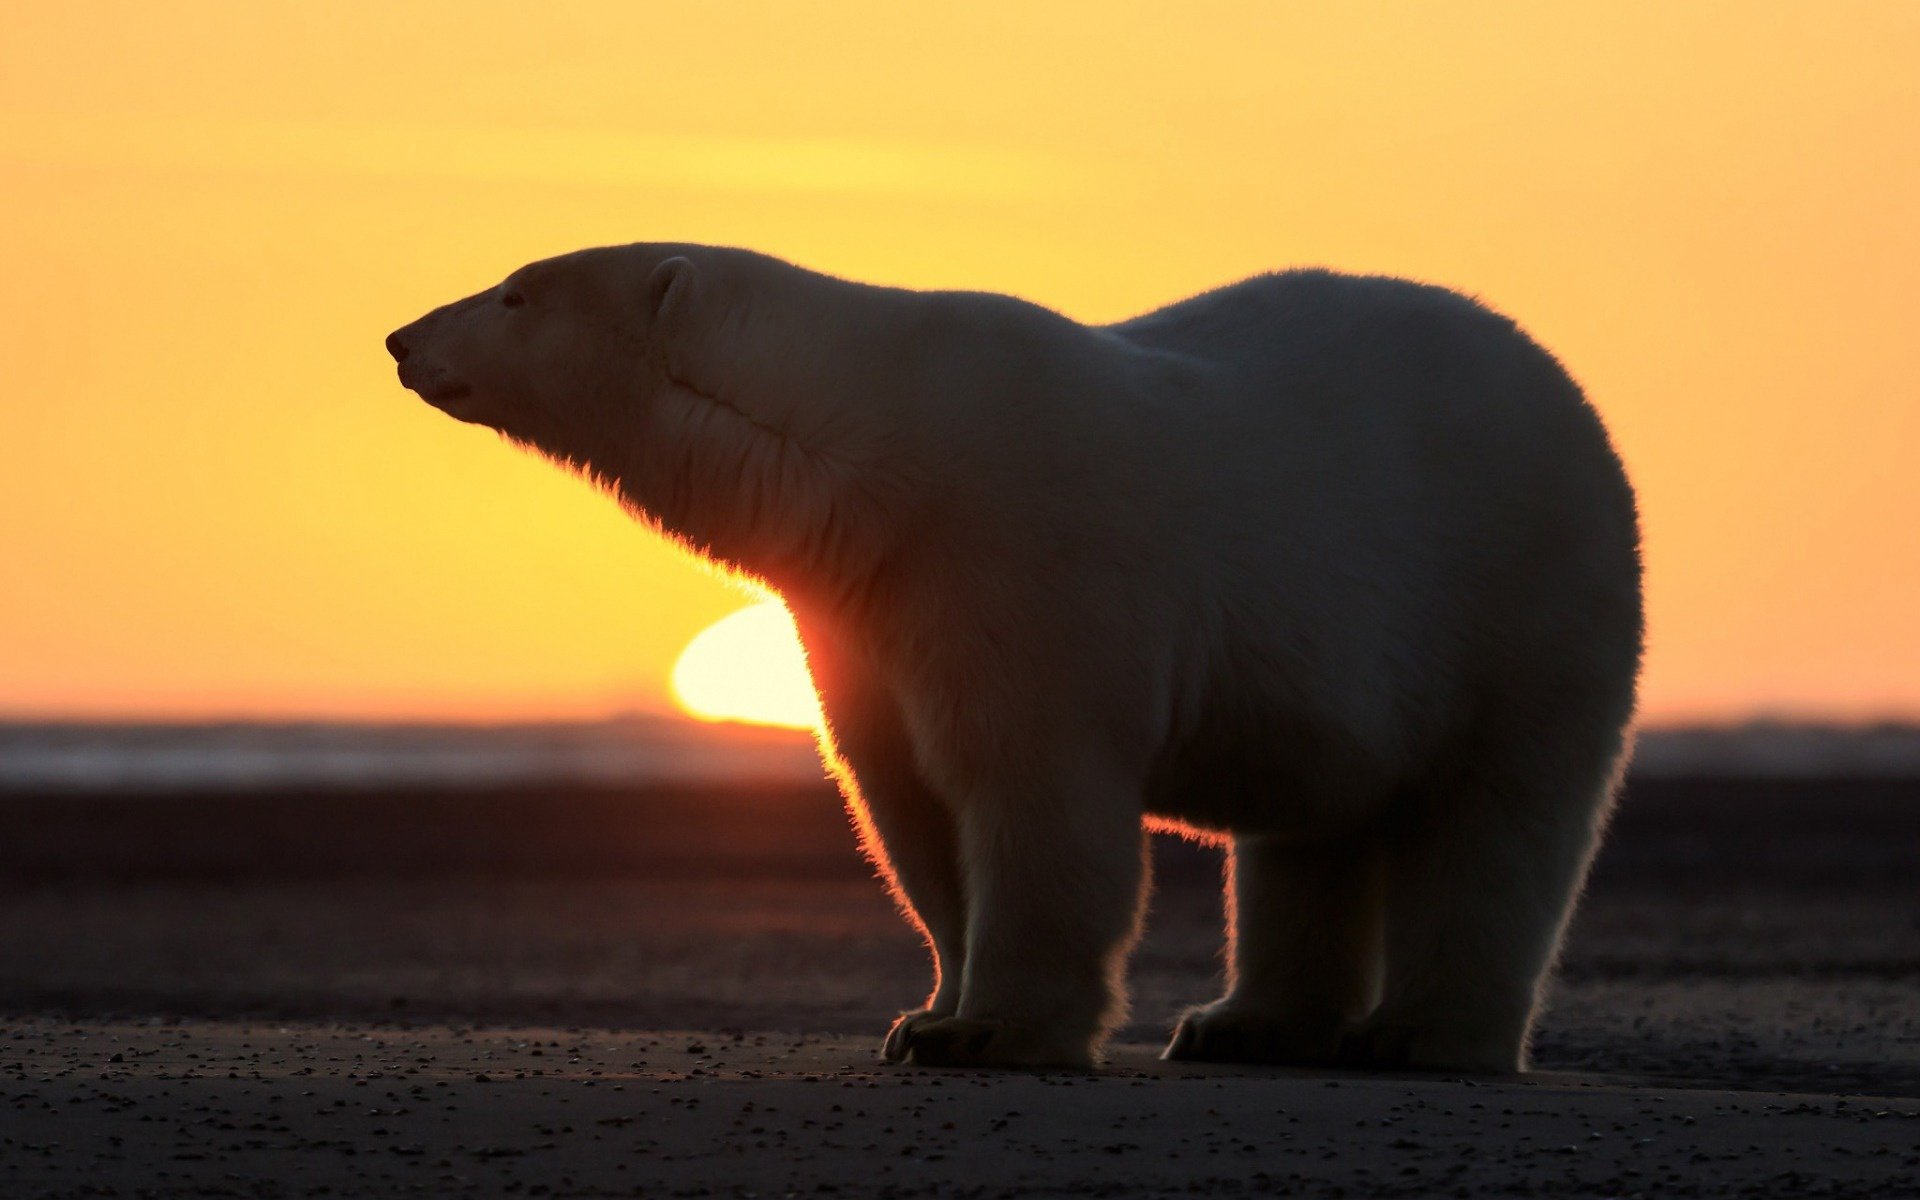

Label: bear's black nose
[385,329,411,362]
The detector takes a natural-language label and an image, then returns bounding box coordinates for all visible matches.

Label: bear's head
[386,243,897,589]
[385,244,710,460]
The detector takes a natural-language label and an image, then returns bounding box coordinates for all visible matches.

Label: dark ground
[1,777,1916,1196]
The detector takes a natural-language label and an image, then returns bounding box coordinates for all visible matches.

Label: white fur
[388,245,1643,1072]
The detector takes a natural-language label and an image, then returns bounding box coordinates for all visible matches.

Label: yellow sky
[2,1,1916,723]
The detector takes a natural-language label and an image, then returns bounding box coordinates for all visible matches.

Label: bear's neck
[614,380,894,609]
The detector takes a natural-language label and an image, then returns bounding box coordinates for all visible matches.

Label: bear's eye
[501,290,526,309]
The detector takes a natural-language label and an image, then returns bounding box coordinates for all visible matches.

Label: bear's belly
[1142,709,1396,842]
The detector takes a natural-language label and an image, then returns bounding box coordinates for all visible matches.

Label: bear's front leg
[853,770,968,1064]
[799,617,972,1064]
[832,756,968,1065]
[897,765,1149,1069]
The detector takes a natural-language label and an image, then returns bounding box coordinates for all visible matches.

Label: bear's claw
[891,1016,1003,1066]
[880,1009,951,1064]
[1163,1004,1346,1067]
[884,1015,1092,1069]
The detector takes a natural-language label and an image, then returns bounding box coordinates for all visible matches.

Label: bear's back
[1105,269,1614,514]
[1093,270,1639,790]
[1109,269,1540,398]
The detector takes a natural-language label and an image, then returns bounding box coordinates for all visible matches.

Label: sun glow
[2,4,1918,723]
[670,602,824,730]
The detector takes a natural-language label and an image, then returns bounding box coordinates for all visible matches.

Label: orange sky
[2,1,1916,724]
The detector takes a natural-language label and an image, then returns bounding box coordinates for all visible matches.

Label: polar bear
[387,244,1642,1073]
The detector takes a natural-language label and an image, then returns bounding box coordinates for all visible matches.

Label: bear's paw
[880,1009,950,1064]
[1163,1002,1347,1067]
[889,1016,1093,1070]
[1335,1017,1525,1075]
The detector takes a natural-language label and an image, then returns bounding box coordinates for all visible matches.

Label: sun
[670,601,824,730]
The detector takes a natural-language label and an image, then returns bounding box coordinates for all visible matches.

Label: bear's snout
[385,319,474,409]
[397,362,473,407]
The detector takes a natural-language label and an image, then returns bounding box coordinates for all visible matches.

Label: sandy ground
[2,777,1916,1196]
[8,1020,1918,1199]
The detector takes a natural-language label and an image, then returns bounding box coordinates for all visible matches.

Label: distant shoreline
[5,716,1920,791]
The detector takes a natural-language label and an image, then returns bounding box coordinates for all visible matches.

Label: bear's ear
[643,252,756,398]
[645,256,716,388]
[645,256,696,333]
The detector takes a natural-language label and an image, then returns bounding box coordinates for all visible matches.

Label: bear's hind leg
[1343,756,1618,1074]
[1165,834,1384,1065]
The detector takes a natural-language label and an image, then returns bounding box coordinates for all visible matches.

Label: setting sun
[670,602,823,730]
